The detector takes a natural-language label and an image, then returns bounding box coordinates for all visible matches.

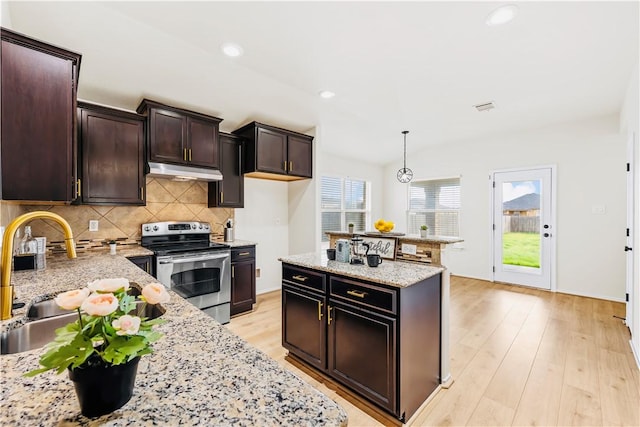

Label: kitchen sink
[27,286,143,320]
[1,294,164,355]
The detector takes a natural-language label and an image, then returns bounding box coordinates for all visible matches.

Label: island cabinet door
[327,301,397,415]
[282,285,327,370]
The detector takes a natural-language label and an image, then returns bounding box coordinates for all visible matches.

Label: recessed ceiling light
[221,43,243,57]
[319,90,335,99]
[485,4,518,26]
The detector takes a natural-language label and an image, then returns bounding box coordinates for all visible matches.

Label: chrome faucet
[1,211,77,320]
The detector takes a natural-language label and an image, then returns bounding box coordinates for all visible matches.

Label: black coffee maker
[349,235,370,265]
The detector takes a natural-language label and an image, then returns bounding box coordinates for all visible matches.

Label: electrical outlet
[89,220,99,232]
[591,205,606,215]
[256,268,261,278]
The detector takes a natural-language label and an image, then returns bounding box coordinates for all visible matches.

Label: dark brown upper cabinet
[1,28,81,201]
[208,133,244,208]
[77,102,145,205]
[136,99,222,169]
[233,122,313,181]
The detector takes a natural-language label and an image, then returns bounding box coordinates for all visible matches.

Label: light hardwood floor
[227,276,640,426]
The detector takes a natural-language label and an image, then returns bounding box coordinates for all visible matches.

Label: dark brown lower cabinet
[127,255,154,277]
[327,301,396,413]
[281,263,441,423]
[282,284,326,370]
[230,246,256,316]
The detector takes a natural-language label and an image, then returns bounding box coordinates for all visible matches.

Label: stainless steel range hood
[147,162,223,182]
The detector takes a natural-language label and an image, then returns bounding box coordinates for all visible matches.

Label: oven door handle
[158,253,229,264]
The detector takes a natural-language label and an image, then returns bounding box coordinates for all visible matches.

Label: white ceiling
[5,1,639,166]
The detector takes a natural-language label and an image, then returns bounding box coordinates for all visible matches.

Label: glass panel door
[493,168,553,289]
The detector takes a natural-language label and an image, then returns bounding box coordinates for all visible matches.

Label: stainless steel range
[141,221,231,324]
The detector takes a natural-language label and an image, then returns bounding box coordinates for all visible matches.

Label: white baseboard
[555,289,626,303]
[257,284,281,295]
[631,340,640,370]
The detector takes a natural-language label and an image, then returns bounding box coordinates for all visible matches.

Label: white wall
[289,127,318,255]
[317,148,385,236]
[384,115,627,301]
[234,178,289,294]
[621,61,639,367]
[1,1,11,27]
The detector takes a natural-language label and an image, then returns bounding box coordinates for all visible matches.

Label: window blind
[408,178,460,237]
[320,176,370,242]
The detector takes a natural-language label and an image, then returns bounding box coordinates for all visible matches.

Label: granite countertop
[279,252,444,288]
[325,231,463,245]
[0,251,347,426]
[214,239,257,248]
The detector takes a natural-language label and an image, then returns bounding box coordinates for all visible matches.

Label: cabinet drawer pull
[292,275,308,282]
[327,305,333,325]
[347,290,367,299]
[318,301,323,321]
[238,252,250,256]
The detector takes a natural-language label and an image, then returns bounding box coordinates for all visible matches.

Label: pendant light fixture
[397,130,413,183]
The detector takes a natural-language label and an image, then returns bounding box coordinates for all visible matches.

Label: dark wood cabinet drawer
[282,264,326,293]
[231,246,255,261]
[329,276,397,315]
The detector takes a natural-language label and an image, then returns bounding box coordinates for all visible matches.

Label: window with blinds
[407,177,460,237]
[321,176,370,242]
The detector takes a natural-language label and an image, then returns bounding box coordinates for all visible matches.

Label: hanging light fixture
[397,130,413,183]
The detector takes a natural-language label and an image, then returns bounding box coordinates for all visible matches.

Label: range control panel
[141,221,211,236]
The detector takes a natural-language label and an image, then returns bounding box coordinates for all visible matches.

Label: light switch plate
[89,220,99,231]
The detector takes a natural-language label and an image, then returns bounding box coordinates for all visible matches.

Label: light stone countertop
[214,239,257,248]
[279,252,444,288]
[0,251,347,426]
[325,231,464,245]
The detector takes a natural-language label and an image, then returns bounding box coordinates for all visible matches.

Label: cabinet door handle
[318,301,323,321]
[289,161,293,172]
[140,187,144,200]
[232,265,235,279]
[220,191,224,204]
[327,305,333,325]
[283,161,287,172]
[183,148,188,161]
[189,148,192,161]
[76,179,81,198]
[292,275,308,282]
[347,290,367,298]
[238,145,242,174]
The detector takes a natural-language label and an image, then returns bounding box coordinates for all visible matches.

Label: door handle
[183,148,188,161]
[318,301,323,321]
[232,265,235,278]
[189,148,192,162]
[283,161,287,172]
[327,305,333,325]
[76,179,81,198]
[625,246,633,251]
[289,161,293,172]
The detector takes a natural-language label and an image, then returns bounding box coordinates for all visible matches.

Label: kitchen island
[0,250,347,426]
[279,252,446,424]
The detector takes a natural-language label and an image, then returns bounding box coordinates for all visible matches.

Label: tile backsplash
[1,177,234,249]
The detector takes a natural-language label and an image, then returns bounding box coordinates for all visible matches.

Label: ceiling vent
[474,101,496,112]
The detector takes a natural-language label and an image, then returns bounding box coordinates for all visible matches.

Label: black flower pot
[68,356,140,418]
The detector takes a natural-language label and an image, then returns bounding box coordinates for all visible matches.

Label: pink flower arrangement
[26,279,169,376]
